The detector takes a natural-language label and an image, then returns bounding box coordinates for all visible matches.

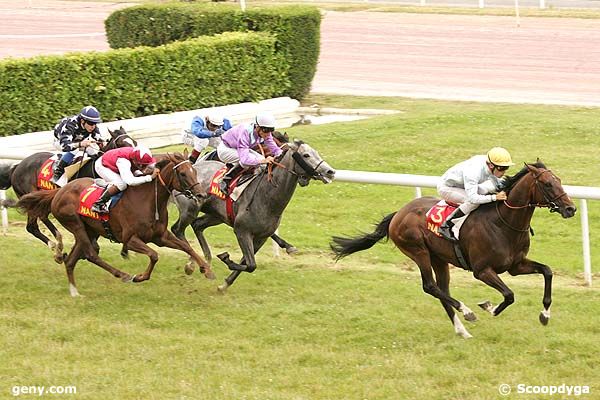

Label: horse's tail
[0,162,17,190]
[330,212,396,260]
[17,189,58,219]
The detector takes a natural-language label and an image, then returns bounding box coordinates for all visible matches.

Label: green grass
[2,96,600,399]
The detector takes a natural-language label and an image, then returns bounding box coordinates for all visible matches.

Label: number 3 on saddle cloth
[77,183,123,222]
[426,200,466,239]
[37,155,91,190]
[208,166,259,224]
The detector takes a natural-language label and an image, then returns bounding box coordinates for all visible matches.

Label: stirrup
[91,203,109,214]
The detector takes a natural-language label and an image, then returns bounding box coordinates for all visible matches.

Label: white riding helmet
[207,112,224,127]
[255,112,276,129]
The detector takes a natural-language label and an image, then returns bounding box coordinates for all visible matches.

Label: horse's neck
[256,151,299,212]
[499,175,535,228]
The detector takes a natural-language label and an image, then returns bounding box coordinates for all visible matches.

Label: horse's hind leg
[41,216,64,263]
[271,233,298,255]
[508,258,553,325]
[63,241,84,297]
[474,267,514,317]
[190,214,223,266]
[403,248,475,323]
[218,234,267,293]
[25,214,55,249]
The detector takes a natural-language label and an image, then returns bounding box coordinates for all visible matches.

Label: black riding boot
[219,164,244,195]
[189,150,201,164]
[438,208,466,242]
[91,185,121,213]
[50,159,69,183]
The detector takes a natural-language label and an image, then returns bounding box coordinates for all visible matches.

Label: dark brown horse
[17,151,215,296]
[2,127,136,251]
[331,162,576,338]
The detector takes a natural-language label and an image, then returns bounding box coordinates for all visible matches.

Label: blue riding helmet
[79,105,102,124]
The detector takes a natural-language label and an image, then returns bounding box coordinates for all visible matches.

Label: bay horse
[331,162,576,338]
[17,151,215,297]
[172,139,336,292]
[1,127,136,251]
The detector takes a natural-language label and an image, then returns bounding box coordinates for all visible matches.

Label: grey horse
[171,139,336,292]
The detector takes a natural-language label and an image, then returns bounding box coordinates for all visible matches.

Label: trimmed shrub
[0,32,288,136]
[105,3,320,99]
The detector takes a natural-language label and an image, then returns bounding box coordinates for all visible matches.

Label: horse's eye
[303,153,310,158]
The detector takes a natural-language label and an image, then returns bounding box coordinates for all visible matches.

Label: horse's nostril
[328,170,336,176]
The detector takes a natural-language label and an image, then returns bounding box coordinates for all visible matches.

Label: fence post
[1,190,8,235]
[240,0,246,12]
[479,0,485,8]
[540,0,546,9]
[580,199,593,286]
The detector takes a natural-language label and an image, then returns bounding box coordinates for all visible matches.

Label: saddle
[37,153,93,189]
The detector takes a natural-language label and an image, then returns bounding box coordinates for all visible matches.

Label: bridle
[268,145,325,181]
[156,158,201,199]
[502,169,568,213]
[497,168,569,232]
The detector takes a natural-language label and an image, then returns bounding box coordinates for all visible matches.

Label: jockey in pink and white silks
[216,112,283,195]
[436,147,514,242]
[91,146,158,213]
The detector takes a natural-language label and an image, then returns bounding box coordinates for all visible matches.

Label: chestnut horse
[17,152,215,296]
[2,127,136,250]
[331,162,576,338]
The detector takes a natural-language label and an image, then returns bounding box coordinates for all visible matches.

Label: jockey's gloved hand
[213,128,225,137]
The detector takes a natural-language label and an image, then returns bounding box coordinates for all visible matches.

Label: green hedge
[0,32,288,136]
[105,3,321,100]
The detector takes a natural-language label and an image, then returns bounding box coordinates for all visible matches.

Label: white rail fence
[1,169,596,286]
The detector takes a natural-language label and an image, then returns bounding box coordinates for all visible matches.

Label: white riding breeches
[216,142,263,167]
[95,158,128,191]
[181,130,222,153]
[437,181,497,214]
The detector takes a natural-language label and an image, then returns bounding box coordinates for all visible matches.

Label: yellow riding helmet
[487,147,515,167]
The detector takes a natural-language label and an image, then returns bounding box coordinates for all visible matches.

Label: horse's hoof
[54,254,64,264]
[204,270,216,280]
[217,283,228,293]
[478,301,494,313]
[120,251,129,259]
[539,310,550,326]
[463,311,478,322]
[184,262,195,275]
[217,252,230,262]
[122,274,135,283]
[285,246,299,255]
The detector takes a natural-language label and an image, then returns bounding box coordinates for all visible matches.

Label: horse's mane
[503,161,547,193]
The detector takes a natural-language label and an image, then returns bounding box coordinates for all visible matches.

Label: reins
[497,168,568,232]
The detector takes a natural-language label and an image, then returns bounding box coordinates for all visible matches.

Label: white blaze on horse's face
[292,140,336,185]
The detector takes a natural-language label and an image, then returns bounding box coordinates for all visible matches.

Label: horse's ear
[291,139,302,150]
[108,128,114,136]
[183,148,189,158]
[120,125,124,131]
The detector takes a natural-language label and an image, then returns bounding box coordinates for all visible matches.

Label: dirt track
[1,1,599,106]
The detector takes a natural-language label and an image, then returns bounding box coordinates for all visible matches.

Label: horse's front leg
[474,267,515,317]
[217,232,266,293]
[507,259,553,325]
[153,230,215,280]
[124,236,158,283]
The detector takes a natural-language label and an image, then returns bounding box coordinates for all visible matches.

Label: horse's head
[156,150,203,200]
[105,127,137,151]
[505,161,576,218]
[287,139,336,186]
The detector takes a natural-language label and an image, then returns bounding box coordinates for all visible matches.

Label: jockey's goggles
[494,164,510,172]
[260,126,275,133]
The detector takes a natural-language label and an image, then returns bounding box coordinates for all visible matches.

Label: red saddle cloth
[209,167,228,200]
[37,158,58,190]
[426,200,457,236]
[77,184,110,222]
